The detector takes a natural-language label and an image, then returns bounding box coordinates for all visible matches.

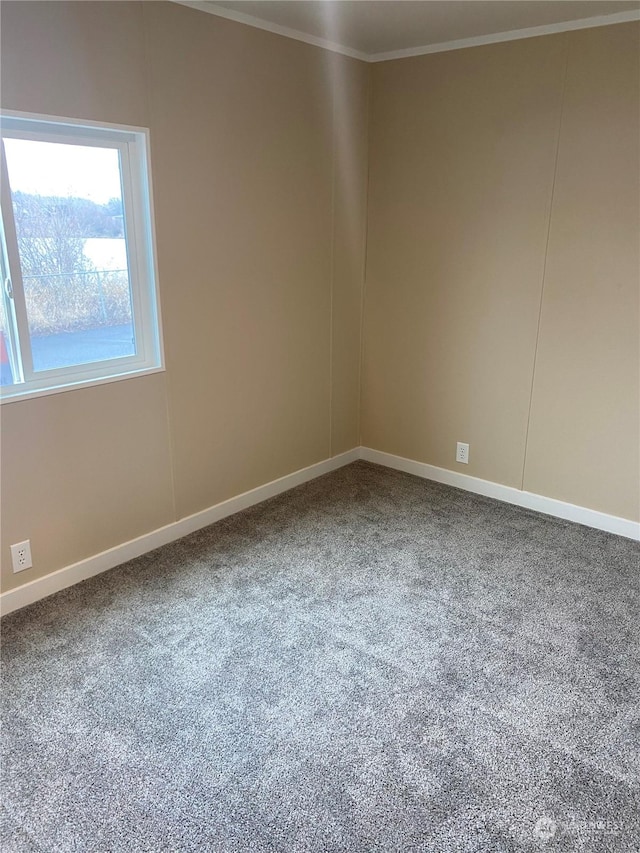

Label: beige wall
[362,22,640,521]
[329,56,370,456]
[0,1,368,592]
[523,23,640,519]
[1,5,637,598]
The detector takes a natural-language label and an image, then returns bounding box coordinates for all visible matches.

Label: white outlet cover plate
[10,540,32,573]
[456,442,469,464]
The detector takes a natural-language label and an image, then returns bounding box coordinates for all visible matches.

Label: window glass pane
[3,139,135,372]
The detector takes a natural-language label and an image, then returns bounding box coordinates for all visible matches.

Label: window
[0,113,163,401]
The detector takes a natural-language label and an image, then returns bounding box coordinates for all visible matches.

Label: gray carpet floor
[1,461,639,852]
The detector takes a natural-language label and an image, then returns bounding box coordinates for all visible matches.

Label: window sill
[0,364,165,405]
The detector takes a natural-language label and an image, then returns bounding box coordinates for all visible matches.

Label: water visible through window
[3,139,135,372]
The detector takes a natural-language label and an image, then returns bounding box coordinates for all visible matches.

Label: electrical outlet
[456,442,469,464]
[10,540,32,573]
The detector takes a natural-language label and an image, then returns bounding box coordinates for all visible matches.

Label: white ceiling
[177,1,640,60]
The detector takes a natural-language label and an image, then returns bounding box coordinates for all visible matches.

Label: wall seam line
[141,1,178,524]
[357,64,373,447]
[520,33,571,491]
[328,62,337,460]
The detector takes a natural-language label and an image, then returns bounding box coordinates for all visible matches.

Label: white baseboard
[0,448,359,617]
[3,444,637,616]
[360,447,640,542]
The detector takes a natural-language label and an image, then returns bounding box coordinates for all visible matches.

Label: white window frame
[0,111,164,403]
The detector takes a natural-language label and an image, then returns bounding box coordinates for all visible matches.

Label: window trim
[0,110,164,404]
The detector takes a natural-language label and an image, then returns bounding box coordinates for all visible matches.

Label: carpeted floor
[2,461,639,852]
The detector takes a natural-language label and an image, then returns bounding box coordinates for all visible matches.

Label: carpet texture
[2,461,639,852]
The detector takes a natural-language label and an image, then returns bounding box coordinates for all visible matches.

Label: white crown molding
[369,10,640,62]
[174,1,369,60]
[173,3,640,63]
[360,447,640,541]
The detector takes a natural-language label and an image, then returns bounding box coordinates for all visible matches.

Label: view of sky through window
[3,139,123,203]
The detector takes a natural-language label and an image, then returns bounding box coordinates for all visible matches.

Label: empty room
[1,1,639,850]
